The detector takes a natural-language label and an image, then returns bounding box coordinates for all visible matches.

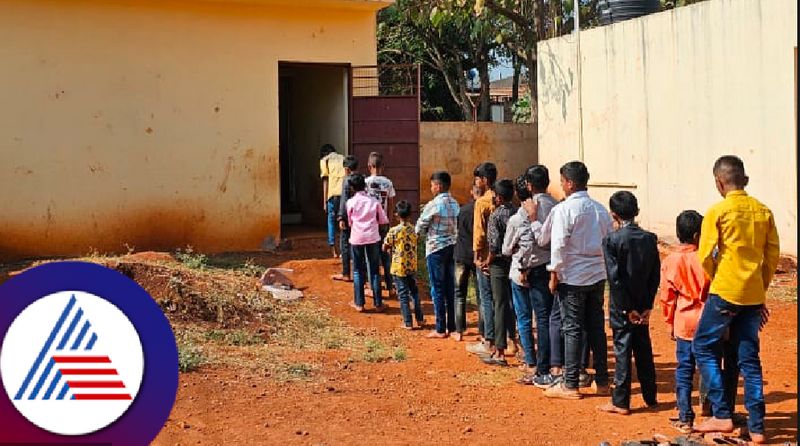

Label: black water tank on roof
[597,0,661,25]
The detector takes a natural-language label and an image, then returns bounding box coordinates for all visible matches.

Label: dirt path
[154,241,797,446]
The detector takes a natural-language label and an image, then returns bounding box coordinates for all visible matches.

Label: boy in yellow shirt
[692,156,779,444]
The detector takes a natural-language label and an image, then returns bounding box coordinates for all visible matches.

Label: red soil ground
[153,236,797,446]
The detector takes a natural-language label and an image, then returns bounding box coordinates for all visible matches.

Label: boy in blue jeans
[346,174,389,312]
[416,171,460,339]
[660,210,711,432]
[384,200,424,329]
[692,156,779,444]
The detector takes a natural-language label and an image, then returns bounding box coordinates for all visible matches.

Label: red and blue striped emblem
[14,295,132,401]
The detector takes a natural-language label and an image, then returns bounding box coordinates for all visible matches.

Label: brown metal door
[350,65,420,215]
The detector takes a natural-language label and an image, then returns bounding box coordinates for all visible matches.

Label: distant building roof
[490,74,529,101]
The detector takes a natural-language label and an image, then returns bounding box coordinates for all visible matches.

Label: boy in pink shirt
[346,174,389,312]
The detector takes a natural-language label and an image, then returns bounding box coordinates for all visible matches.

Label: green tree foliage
[378,0,502,121]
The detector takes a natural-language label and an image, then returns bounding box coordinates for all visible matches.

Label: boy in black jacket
[599,191,660,415]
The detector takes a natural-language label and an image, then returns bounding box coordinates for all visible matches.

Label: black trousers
[611,319,657,409]
[559,280,609,389]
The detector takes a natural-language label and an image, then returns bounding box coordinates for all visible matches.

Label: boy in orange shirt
[660,210,709,432]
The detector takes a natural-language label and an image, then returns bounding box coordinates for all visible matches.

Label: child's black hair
[343,155,358,171]
[559,161,590,190]
[609,191,639,221]
[473,162,498,185]
[395,200,412,218]
[349,174,366,192]
[713,155,748,187]
[525,164,550,192]
[430,171,451,191]
[515,175,531,201]
[676,210,703,244]
[320,143,335,159]
[368,152,384,169]
[494,179,514,202]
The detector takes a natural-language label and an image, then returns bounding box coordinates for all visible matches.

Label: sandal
[671,419,693,434]
[480,354,508,367]
[516,374,536,385]
[331,274,352,282]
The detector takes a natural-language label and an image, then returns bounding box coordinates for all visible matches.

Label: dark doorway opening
[278,63,349,233]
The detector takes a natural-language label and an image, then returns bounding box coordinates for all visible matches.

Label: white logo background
[0,291,144,435]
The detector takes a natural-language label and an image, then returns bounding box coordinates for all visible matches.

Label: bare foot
[332,247,339,258]
[597,402,630,415]
[400,325,413,330]
[426,331,448,339]
[331,274,352,282]
[452,332,463,341]
[349,302,364,312]
[693,417,734,433]
[749,432,766,444]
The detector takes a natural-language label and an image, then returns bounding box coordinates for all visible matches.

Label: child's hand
[339,221,346,230]
[759,305,770,330]
[522,198,538,222]
[627,310,642,324]
[548,272,558,294]
[640,310,652,325]
[669,327,676,341]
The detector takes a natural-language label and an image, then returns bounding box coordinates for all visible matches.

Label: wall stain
[217,156,234,193]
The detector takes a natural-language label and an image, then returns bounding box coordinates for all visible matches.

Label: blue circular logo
[0,261,178,444]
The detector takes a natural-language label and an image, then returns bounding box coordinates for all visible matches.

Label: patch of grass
[175,246,208,270]
[202,329,264,346]
[361,339,395,363]
[281,362,314,381]
[392,346,408,362]
[768,286,797,302]
[177,339,206,372]
[226,329,264,346]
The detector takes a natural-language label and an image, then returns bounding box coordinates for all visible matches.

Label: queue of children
[319,146,779,443]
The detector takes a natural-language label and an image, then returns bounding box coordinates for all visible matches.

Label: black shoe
[532,373,559,389]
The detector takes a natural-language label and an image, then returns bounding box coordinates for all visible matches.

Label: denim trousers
[378,226,393,294]
[351,242,382,308]
[550,293,590,370]
[511,265,554,373]
[340,228,352,276]
[611,320,657,409]
[693,294,764,434]
[489,261,515,350]
[675,338,698,422]
[427,245,456,334]
[476,269,494,341]
[394,274,423,327]
[455,262,479,335]
[698,338,740,416]
[558,280,609,389]
[326,196,340,246]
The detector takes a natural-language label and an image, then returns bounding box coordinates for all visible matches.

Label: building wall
[0,0,379,259]
[419,122,537,205]
[537,0,797,253]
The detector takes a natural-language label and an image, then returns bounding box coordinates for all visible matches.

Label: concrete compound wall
[537,0,797,253]
[0,0,381,259]
[419,122,537,205]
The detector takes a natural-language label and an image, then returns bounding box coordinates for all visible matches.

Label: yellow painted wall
[0,0,380,259]
[419,122,538,205]
[537,0,797,254]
